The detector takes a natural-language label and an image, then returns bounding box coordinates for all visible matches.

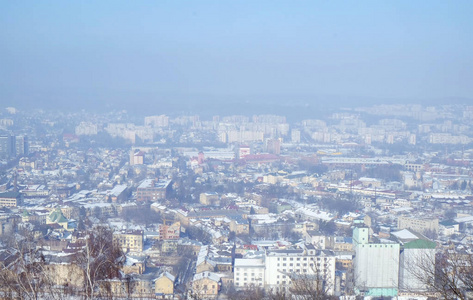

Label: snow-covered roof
[192,271,222,283]
[109,184,127,196]
[391,229,418,241]
[234,258,265,268]
[157,271,175,282]
[295,207,334,221]
[455,216,473,223]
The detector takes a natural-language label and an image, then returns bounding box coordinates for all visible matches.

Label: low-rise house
[155,271,176,297]
[333,237,353,252]
[200,192,220,206]
[191,272,221,299]
[229,216,249,235]
[122,256,146,275]
[113,230,144,253]
[196,258,216,274]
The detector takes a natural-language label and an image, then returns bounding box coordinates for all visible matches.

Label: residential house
[155,271,176,297]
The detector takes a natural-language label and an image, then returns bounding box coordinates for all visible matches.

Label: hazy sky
[1,1,472,109]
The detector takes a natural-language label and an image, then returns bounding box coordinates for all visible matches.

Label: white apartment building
[144,115,169,127]
[75,122,98,135]
[264,245,336,295]
[234,245,336,296]
[234,258,265,289]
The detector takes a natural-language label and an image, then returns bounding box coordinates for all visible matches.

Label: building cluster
[62,105,473,147]
[0,104,472,299]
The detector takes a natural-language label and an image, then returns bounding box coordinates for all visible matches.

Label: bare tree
[409,248,473,300]
[224,284,265,300]
[73,225,125,299]
[123,274,138,299]
[288,270,336,300]
[265,287,290,300]
[0,230,60,300]
[262,257,336,300]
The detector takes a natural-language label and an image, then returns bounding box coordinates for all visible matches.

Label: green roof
[0,191,21,199]
[48,208,68,224]
[440,220,458,226]
[403,239,436,249]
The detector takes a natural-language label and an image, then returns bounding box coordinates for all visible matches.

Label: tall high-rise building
[0,135,14,159]
[0,135,29,159]
[266,138,281,155]
[15,135,28,157]
[291,129,301,143]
